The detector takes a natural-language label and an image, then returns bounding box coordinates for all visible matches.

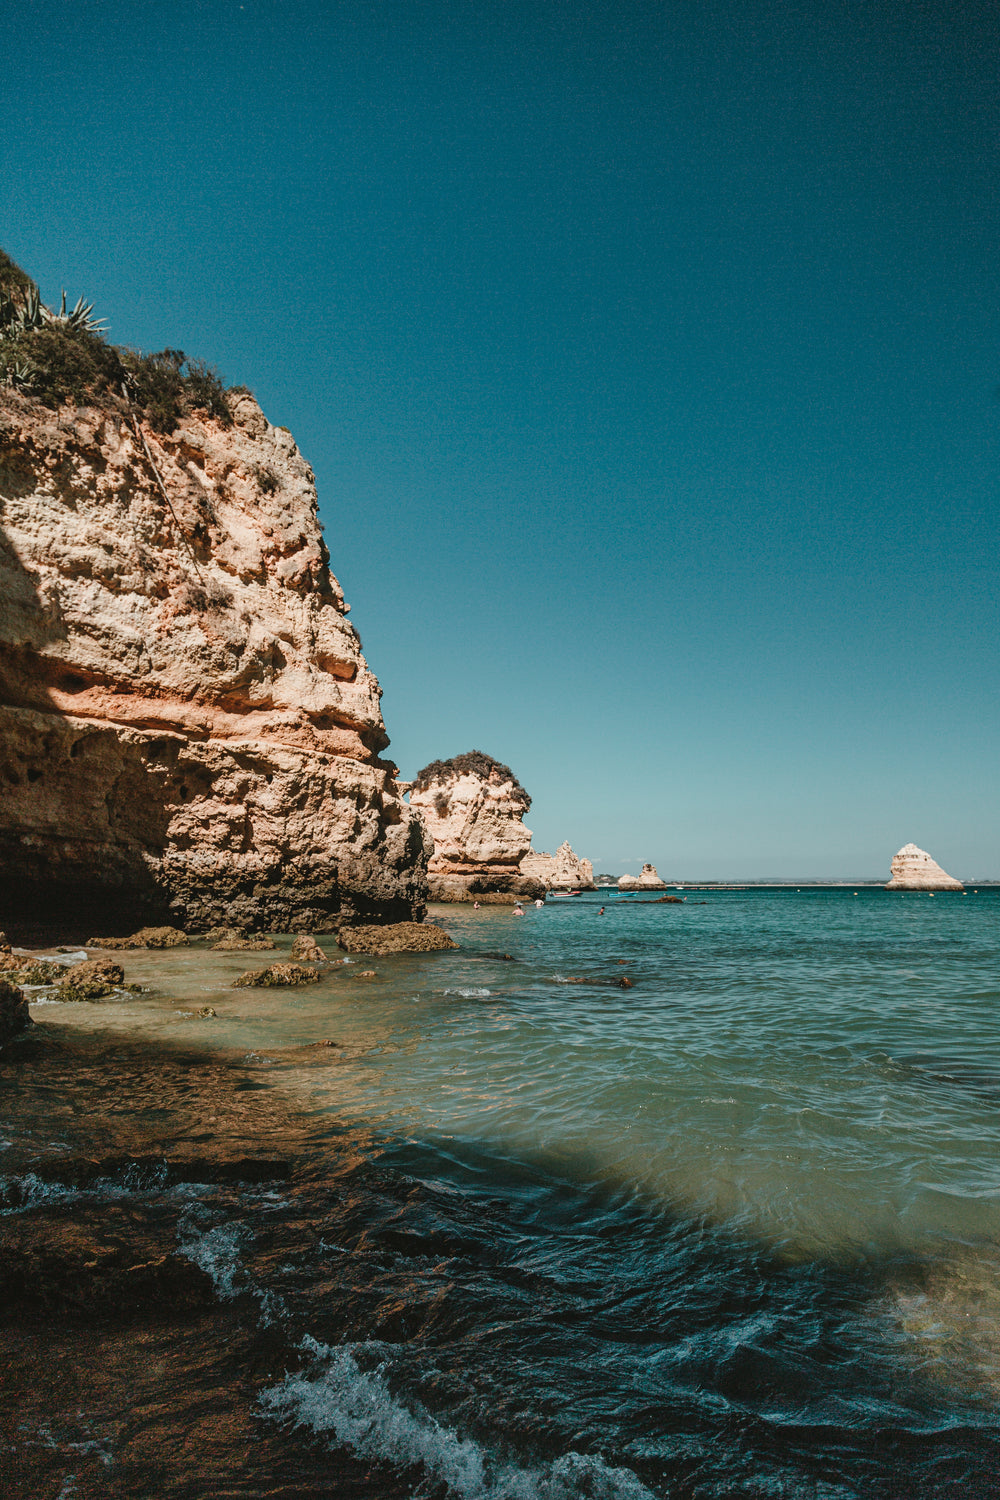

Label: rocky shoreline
[0,1017,413,1498]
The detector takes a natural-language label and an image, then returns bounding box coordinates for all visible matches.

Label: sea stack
[520,841,595,891]
[407,752,545,901]
[618,863,668,891]
[0,279,430,933]
[885,843,963,891]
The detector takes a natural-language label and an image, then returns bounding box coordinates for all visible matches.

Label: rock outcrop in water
[407,751,544,901]
[520,841,595,890]
[0,374,429,934]
[618,863,668,891]
[885,843,963,891]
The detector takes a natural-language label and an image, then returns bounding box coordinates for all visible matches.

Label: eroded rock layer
[618,863,668,891]
[520,841,595,890]
[885,843,963,891]
[0,388,429,932]
[407,752,544,901]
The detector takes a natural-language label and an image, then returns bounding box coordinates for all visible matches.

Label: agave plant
[53,288,107,334]
[3,359,39,391]
[0,282,106,338]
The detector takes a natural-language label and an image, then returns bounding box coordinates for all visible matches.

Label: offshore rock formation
[520,841,595,890]
[618,863,668,891]
[885,843,963,891]
[0,386,429,933]
[407,751,544,901]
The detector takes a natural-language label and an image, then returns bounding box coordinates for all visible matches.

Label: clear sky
[6,0,998,877]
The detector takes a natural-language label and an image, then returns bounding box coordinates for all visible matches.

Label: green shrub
[0,247,232,430]
[413,750,530,805]
[0,249,33,296]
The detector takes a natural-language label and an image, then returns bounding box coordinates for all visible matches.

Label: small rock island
[885,843,963,891]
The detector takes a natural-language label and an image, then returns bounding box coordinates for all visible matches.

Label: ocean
[3,887,999,1498]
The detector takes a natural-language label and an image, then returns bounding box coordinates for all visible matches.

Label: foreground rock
[0,975,30,1046]
[618,863,668,891]
[89,926,189,950]
[232,963,321,988]
[0,310,429,936]
[408,751,544,901]
[885,843,964,891]
[338,922,458,955]
[521,841,595,890]
[58,957,127,1001]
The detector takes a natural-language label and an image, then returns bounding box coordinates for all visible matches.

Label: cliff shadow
[0,510,172,943]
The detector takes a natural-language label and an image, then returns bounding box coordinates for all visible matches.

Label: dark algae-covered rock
[0,974,30,1046]
[338,921,458,955]
[232,962,322,988]
[57,957,125,1001]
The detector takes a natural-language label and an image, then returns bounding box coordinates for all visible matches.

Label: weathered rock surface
[211,934,275,951]
[0,385,429,935]
[408,751,544,901]
[520,841,595,890]
[338,921,458,955]
[232,962,322,988]
[885,843,964,891]
[618,863,668,891]
[290,934,328,962]
[57,956,125,1001]
[0,975,30,1046]
[89,926,189,950]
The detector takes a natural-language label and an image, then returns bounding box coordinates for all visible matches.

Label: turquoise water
[13,888,1000,1496]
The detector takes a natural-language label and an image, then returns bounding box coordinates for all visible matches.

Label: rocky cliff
[407,751,544,901]
[520,841,595,890]
[0,386,430,933]
[885,843,963,891]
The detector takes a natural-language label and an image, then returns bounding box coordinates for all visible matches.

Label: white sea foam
[444,987,493,998]
[176,1218,245,1299]
[260,1337,658,1500]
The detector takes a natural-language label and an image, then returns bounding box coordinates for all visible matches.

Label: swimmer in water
[513,903,524,916]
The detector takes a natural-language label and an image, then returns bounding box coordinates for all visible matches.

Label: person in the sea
[473,901,480,909]
[513,903,524,916]
[534,899,544,908]
[598,907,605,915]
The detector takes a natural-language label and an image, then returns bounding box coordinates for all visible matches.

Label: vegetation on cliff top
[413,751,530,805]
[0,248,232,431]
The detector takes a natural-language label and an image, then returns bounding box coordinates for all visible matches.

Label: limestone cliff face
[407,752,544,900]
[520,841,595,890]
[885,843,963,891]
[618,863,668,891]
[0,387,430,931]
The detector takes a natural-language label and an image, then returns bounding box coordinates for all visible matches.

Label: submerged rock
[232,963,322,988]
[210,934,275,952]
[338,922,458,955]
[0,975,30,1046]
[408,752,544,902]
[89,927,189,950]
[885,843,964,891]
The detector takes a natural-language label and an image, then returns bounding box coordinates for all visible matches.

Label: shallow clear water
[8,888,1000,1497]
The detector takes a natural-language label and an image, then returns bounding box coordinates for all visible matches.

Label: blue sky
[6,0,998,877]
